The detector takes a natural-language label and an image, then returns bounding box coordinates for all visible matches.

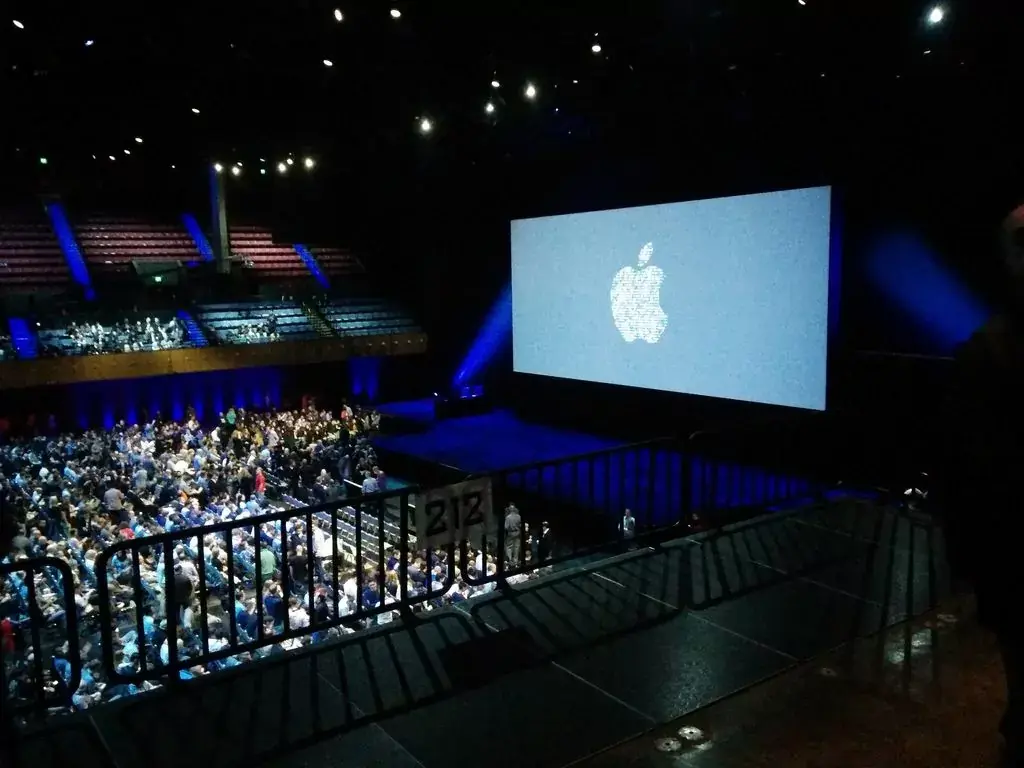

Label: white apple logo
[610,242,667,343]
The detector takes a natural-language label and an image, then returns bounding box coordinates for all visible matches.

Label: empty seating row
[75,217,200,267]
[230,228,309,280]
[196,301,318,345]
[320,300,421,337]
[310,248,363,278]
[0,212,71,291]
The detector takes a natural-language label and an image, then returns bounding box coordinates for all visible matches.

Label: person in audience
[939,200,1024,766]
[36,314,187,357]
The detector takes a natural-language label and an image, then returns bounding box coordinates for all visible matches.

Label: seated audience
[0,400,536,714]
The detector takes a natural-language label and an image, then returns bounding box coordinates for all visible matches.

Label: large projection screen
[511,186,832,411]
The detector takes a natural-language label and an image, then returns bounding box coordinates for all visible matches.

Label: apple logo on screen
[610,242,667,343]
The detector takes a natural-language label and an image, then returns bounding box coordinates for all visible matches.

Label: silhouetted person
[941,202,1024,765]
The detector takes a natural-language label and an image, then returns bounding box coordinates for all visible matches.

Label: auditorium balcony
[317,296,422,337]
[34,309,194,357]
[72,214,202,282]
[229,226,311,281]
[0,209,72,294]
[195,300,322,344]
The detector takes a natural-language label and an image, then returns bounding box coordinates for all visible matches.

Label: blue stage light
[46,203,95,300]
[293,244,330,289]
[454,283,512,388]
[351,357,381,401]
[182,213,215,262]
[864,231,988,352]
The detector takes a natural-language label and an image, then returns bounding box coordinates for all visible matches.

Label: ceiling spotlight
[108,155,116,161]
[592,44,602,53]
[260,168,266,175]
[12,19,24,30]
[491,80,500,88]
[390,8,401,18]
[277,162,287,173]
[230,165,241,176]
[419,118,433,133]
[485,102,495,114]
[213,163,224,173]
[134,137,143,144]
[39,157,48,165]
[323,59,333,67]
[798,0,806,4]
[191,107,200,114]
[303,157,315,169]
[524,83,537,99]
[927,5,945,24]
[171,165,176,169]
[333,8,343,21]
[123,149,131,155]
[85,39,94,47]
[286,157,294,166]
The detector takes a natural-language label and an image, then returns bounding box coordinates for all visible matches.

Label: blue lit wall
[7,318,38,359]
[453,283,512,388]
[864,231,988,353]
[45,202,95,300]
[350,357,381,401]
[68,367,284,430]
[293,245,330,289]
[182,213,215,262]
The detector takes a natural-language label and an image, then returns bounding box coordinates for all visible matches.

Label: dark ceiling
[2,1,1022,206]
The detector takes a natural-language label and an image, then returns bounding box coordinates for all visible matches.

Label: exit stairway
[176,310,209,347]
[301,302,335,338]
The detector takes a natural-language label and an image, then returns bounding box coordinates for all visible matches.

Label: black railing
[0,557,82,718]
[86,434,824,684]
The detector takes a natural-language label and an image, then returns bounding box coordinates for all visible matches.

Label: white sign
[415,478,494,549]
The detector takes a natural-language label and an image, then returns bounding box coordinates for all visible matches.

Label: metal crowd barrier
[0,557,82,718]
[87,431,824,683]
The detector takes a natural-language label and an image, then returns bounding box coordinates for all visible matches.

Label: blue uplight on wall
[182,213,215,262]
[45,202,95,300]
[7,318,38,359]
[865,231,989,352]
[454,283,512,388]
[293,244,330,289]
[350,357,381,401]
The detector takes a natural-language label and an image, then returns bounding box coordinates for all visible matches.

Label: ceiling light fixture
[134,137,143,144]
[592,44,602,53]
[286,158,294,166]
[485,102,495,114]
[323,59,333,67]
[277,162,287,173]
[390,8,401,18]
[39,157,47,165]
[231,165,241,176]
[85,39,94,47]
[525,83,537,99]
[334,8,343,21]
[491,80,500,88]
[927,5,945,24]
[191,107,200,114]
[12,19,24,30]
[303,157,315,169]
[213,163,224,173]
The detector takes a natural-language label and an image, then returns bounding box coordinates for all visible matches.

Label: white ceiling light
[491,80,500,88]
[191,107,200,114]
[592,44,602,53]
[277,162,287,173]
[39,157,48,165]
[333,8,343,21]
[323,59,333,67]
[303,157,315,169]
[108,155,116,161]
[85,39,94,47]
[524,83,537,99]
[230,165,241,176]
[260,168,266,175]
[134,137,143,144]
[419,118,433,133]
[286,157,294,165]
[390,8,401,18]
[927,6,944,24]
[123,149,131,155]
[485,102,495,114]
[213,163,224,173]
[12,20,24,30]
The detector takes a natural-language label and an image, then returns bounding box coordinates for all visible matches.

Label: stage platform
[374,407,619,474]
[373,407,813,529]
[12,500,950,768]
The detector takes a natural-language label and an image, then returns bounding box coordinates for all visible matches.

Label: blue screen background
[511,186,832,411]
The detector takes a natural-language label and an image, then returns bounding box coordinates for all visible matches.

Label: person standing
[619,508,636,550]
[503,502,522,566]
[939,200,1024,766]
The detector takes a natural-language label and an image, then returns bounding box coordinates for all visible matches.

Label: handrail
[0,556,82,715]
